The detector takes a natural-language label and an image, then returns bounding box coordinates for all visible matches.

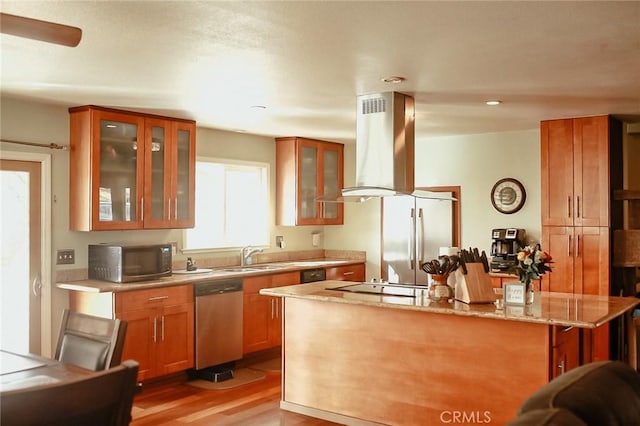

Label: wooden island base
[281,298,550,425]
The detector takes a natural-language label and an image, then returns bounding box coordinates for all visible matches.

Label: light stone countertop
[56,259,363,293]
[260,280,640,329]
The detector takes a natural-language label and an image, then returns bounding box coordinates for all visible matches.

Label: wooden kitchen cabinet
[541,226,610,296]
[325,264,365,282]
[69,105,195,231]
[243,271,299,354]
[542,225,610,362]
[541,116,621,227]
[276,137,344,226]
[551,325,580,379]
[115,285,194,381]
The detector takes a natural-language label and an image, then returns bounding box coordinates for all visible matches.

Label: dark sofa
[506,361,640,426]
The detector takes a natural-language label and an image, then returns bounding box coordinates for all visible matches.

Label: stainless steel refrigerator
[382,194,455,285]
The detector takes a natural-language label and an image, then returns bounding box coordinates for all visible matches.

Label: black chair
[55,309,127,371]
[0,359,139,426]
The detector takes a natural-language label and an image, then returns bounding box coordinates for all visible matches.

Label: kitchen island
[261,281,639,426]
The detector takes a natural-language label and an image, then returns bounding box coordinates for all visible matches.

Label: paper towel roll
[439,247,460,256]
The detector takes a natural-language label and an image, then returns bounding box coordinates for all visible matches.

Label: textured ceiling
[1,1,639,143]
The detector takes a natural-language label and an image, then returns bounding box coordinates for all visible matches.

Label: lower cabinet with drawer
[115,285,194,381]
[243,271,299,355]
[551,325,580,379]
[326,263,365,282]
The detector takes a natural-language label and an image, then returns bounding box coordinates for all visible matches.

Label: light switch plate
[56,249,75,265]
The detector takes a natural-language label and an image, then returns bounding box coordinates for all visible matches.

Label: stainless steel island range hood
[339,91,454,202]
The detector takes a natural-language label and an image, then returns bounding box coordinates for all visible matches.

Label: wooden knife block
[454,263,496,304]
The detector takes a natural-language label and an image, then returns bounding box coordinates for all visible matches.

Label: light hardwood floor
[130,372,340,426]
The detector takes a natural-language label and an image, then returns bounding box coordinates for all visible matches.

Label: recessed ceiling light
[381,76,406,84]
[485,100,502,106]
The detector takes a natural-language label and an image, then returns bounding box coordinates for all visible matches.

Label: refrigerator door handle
[409,208,415,270]
[417,207,424,267]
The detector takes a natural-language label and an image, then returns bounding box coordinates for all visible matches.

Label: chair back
[55,309,127,371]
[0,359,139,426]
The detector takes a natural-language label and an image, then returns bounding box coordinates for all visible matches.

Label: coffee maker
[490,228,526,271]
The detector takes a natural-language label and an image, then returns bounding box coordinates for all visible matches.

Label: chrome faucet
[241,246,263,266]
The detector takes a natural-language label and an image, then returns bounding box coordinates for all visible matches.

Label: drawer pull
[561,326,574,332]
[343,271,354,276]
[148,296,169,302]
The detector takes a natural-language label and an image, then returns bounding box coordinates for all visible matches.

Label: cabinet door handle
[576,196,580,218]
[567,196,572,218]
[568,235,572,257]
[153,317,157,343]
[561,326,574,332]
[168,198,171,221]
[271,299,274,319]
[576,235,581,257]
[174,198,178,220]
[558,359,565,375]
[275,299,279,319]
[161,315,165,341]
[148,296,169,302]
[141,196,145,221]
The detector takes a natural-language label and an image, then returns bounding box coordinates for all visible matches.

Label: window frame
[182,156,270,253]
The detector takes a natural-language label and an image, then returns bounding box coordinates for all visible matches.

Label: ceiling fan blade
[0,12,82,47]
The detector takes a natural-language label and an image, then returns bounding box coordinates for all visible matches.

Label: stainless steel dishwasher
[193,278,243,377]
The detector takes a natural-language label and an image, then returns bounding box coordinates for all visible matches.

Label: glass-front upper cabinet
[69,106,195,231]
[275,137,344,226]
[143,118,195,229]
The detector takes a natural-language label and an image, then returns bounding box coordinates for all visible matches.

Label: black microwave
[88,243,172,283]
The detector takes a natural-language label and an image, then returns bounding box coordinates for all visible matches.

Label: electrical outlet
[56,249,75,265]
[276,236,285,249]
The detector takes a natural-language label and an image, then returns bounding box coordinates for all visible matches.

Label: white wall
[324,129,542,280]
[416,130,542,249]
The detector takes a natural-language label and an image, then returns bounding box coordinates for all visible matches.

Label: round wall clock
[491,178,526,214]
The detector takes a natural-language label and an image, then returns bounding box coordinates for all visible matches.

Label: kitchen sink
[220,264,287,273]
[220,267,261,272]
[245,265,287,270]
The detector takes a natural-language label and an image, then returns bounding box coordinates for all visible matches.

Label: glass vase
[525,281,535,305]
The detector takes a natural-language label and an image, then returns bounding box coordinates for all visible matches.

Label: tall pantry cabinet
[540,115,623,362]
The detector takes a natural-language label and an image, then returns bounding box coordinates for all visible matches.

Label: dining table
[0,349,93,393]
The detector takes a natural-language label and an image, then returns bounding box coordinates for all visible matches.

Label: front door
[0,156,47,355]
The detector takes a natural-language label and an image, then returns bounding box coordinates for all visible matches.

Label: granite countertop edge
[260,281,640,329]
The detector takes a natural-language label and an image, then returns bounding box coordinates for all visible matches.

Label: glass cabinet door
[97,114,143,227]
[174,122,194,227]
[300,144,318,220]
[148,121,168,223]
[323,147,340,219]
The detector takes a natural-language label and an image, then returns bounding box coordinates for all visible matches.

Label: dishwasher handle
[194,278,243,297]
